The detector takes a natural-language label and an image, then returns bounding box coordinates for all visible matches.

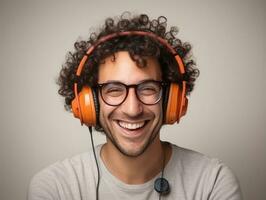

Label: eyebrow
[99,78,162,85]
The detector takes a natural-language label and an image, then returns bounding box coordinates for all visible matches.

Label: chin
[112,132,157,157]
[116,144,148,157]
[102,116,162,157]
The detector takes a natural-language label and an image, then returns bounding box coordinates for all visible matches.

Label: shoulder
[169,144,243,199]
[28,146,100,200]
[30,150,93,180]
[171,144,221,170]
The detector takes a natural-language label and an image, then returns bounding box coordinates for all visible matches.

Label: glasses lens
[137,81,162,105]
[101,82,126,105]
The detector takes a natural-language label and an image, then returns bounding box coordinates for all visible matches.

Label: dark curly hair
[57,12,199,113]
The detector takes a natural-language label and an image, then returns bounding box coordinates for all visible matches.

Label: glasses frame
[96,80,168,106]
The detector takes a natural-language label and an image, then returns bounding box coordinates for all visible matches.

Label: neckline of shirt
[95,143,175,192]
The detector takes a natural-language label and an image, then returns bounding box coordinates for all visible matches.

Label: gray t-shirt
[28,144,242,200]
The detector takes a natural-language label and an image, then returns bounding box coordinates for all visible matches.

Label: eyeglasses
[97,80,166,106]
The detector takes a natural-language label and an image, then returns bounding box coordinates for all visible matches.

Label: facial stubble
[101,115,163,158]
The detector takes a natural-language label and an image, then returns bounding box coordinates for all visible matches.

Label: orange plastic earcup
[165,84,179,124]
[178,81,188,119]
[71,86,97,126]
[165,83,188,124]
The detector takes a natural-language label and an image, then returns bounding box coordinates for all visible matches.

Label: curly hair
[57,12,199,112]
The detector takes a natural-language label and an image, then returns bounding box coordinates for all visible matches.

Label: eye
[106,88,123,95]
[138,83,160,96]
[102,84,125,97]
[140,87,157,95]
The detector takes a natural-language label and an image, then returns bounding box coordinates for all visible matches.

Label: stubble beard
[102,119,162,158]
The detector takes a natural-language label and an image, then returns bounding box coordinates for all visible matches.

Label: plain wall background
[0,0,265,199]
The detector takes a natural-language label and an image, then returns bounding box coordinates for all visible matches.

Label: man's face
[98,51,163,157]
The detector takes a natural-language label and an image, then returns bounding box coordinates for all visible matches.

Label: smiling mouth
[117,120,148,131]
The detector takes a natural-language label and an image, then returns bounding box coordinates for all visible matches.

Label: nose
[120,88,143,117]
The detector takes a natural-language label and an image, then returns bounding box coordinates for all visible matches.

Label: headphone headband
[73,31,187,125]
[75,31,184,76]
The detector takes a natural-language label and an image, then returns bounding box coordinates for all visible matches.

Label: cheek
[98,99,114,124]
[150,102,164,122]
[98,97,105,122]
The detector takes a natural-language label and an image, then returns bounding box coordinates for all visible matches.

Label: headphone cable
[88,126,100,200]
[159,143,166,200]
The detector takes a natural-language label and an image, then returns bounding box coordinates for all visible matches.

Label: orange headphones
[71,31,188,126]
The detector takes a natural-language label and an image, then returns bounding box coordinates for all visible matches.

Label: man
[28,13,242,200]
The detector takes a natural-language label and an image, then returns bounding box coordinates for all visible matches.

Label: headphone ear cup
[179,81,188,119]
[163,84,170,123]
[164,83,179,124]
[164,83,188,124]
[71,86,97,126]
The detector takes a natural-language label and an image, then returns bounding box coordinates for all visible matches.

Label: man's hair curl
[57,12,199,112]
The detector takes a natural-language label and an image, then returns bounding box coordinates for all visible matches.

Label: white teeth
[118,121,145,130]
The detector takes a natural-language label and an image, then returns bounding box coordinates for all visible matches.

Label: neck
[100,136,172,184]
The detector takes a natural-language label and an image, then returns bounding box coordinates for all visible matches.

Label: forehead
[98,51,162,84]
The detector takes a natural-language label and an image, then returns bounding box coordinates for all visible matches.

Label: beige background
[0,0,265,199]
